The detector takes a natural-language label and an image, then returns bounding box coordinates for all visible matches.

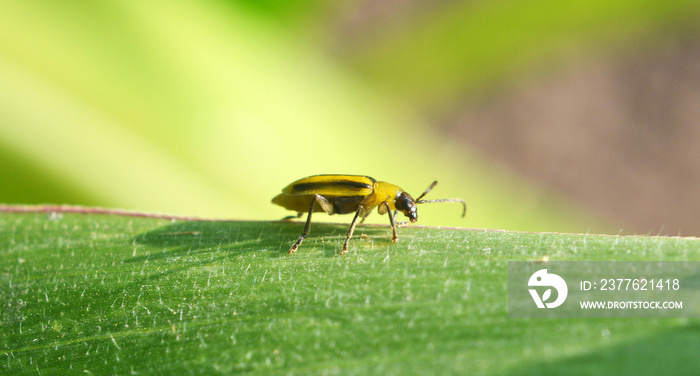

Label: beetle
[272,174,466,255]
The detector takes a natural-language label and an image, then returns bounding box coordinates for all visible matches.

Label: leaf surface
[1,210,698,375]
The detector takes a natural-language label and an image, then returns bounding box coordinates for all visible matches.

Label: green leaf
[2,209,698,375]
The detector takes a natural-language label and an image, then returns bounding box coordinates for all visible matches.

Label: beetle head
[395,192,418,222]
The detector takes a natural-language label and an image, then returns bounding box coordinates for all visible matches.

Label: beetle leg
[340,205,364,255]
[289,194,330,254]
[383,201,398,242]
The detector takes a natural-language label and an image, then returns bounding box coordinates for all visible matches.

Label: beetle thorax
[372,181,403,208]
[372,181,418,222]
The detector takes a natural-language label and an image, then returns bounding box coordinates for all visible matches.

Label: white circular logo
[528,269,568,308]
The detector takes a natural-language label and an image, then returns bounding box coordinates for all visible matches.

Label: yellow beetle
[272,175,466,255]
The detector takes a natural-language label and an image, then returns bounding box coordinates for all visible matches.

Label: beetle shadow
[131,220,288,263]
[132,220,393,259]
[131,220,393,262]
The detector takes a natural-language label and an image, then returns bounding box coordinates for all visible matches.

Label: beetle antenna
[415,180,438,202]
[417,198,467,218]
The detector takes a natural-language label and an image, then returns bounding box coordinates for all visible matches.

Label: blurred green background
[1,0,699,235]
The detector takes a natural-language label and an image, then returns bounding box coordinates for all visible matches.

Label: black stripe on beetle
[291,180,372,193]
